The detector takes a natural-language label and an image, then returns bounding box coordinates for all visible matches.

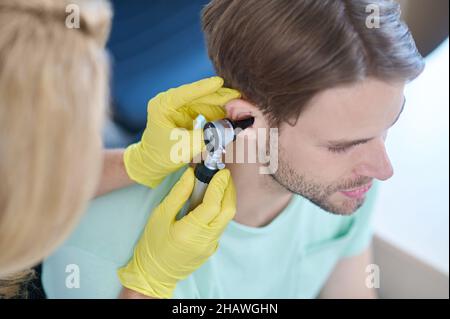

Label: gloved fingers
[210,174,237,229]
[161,77,225,111]
[189,128,206,159]
[186,169,231,225]
[184,104,227,124]
[200,169,231,210]
[171,103,226,130]
[158,167,195,222]
[194,87,241,106]
[163,127,206,164]
[186,88,241,119]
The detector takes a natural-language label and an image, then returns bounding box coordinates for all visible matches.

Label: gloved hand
[124,77,240,188]
[117,167,236,298]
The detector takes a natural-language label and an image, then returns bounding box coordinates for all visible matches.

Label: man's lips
[340,183,372,199]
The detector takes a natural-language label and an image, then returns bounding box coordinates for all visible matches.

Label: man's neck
[226,162,293,228]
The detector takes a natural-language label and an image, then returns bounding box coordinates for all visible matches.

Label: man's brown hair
[202,0,424,126]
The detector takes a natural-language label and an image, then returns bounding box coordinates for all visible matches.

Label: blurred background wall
[398,0,449,56]
[373,0,449,298]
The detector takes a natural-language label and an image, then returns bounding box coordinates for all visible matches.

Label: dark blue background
[107,0,214,135]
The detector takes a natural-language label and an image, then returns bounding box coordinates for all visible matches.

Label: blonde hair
[0,0,111,296]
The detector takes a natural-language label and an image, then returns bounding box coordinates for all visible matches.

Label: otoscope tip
[231,117,255,131]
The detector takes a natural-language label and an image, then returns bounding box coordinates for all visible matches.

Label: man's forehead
[294,79,406,138]
[323,97,406,147]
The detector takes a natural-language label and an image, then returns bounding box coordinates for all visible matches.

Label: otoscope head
[203,117,254,152]
[179,116,255,220]
[231,117,255,132]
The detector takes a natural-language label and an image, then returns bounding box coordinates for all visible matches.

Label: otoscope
[176,116,255,220]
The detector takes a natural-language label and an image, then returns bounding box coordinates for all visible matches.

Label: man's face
[270,78,405,215]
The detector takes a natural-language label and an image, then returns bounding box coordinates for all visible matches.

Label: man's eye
[328,145,352,154]
[327,141,366,154]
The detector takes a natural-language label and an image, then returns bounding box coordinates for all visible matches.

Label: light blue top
[42,168,377,298]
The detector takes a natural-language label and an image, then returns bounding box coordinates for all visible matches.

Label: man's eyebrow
[325,96,406,148]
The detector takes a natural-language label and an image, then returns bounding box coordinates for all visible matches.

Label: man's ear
[225,99,264,124]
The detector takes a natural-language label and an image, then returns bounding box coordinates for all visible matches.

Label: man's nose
[353,138,394,181]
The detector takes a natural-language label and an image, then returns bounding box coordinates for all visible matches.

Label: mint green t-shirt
[42,168,377,298]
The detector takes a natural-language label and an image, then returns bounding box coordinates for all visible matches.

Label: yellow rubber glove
[124,77,241,188]
[117,167,236,298]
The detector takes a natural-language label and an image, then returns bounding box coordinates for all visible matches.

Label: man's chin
[331,193,366,215]
[313,193,366,216]
[269,172,367,216]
